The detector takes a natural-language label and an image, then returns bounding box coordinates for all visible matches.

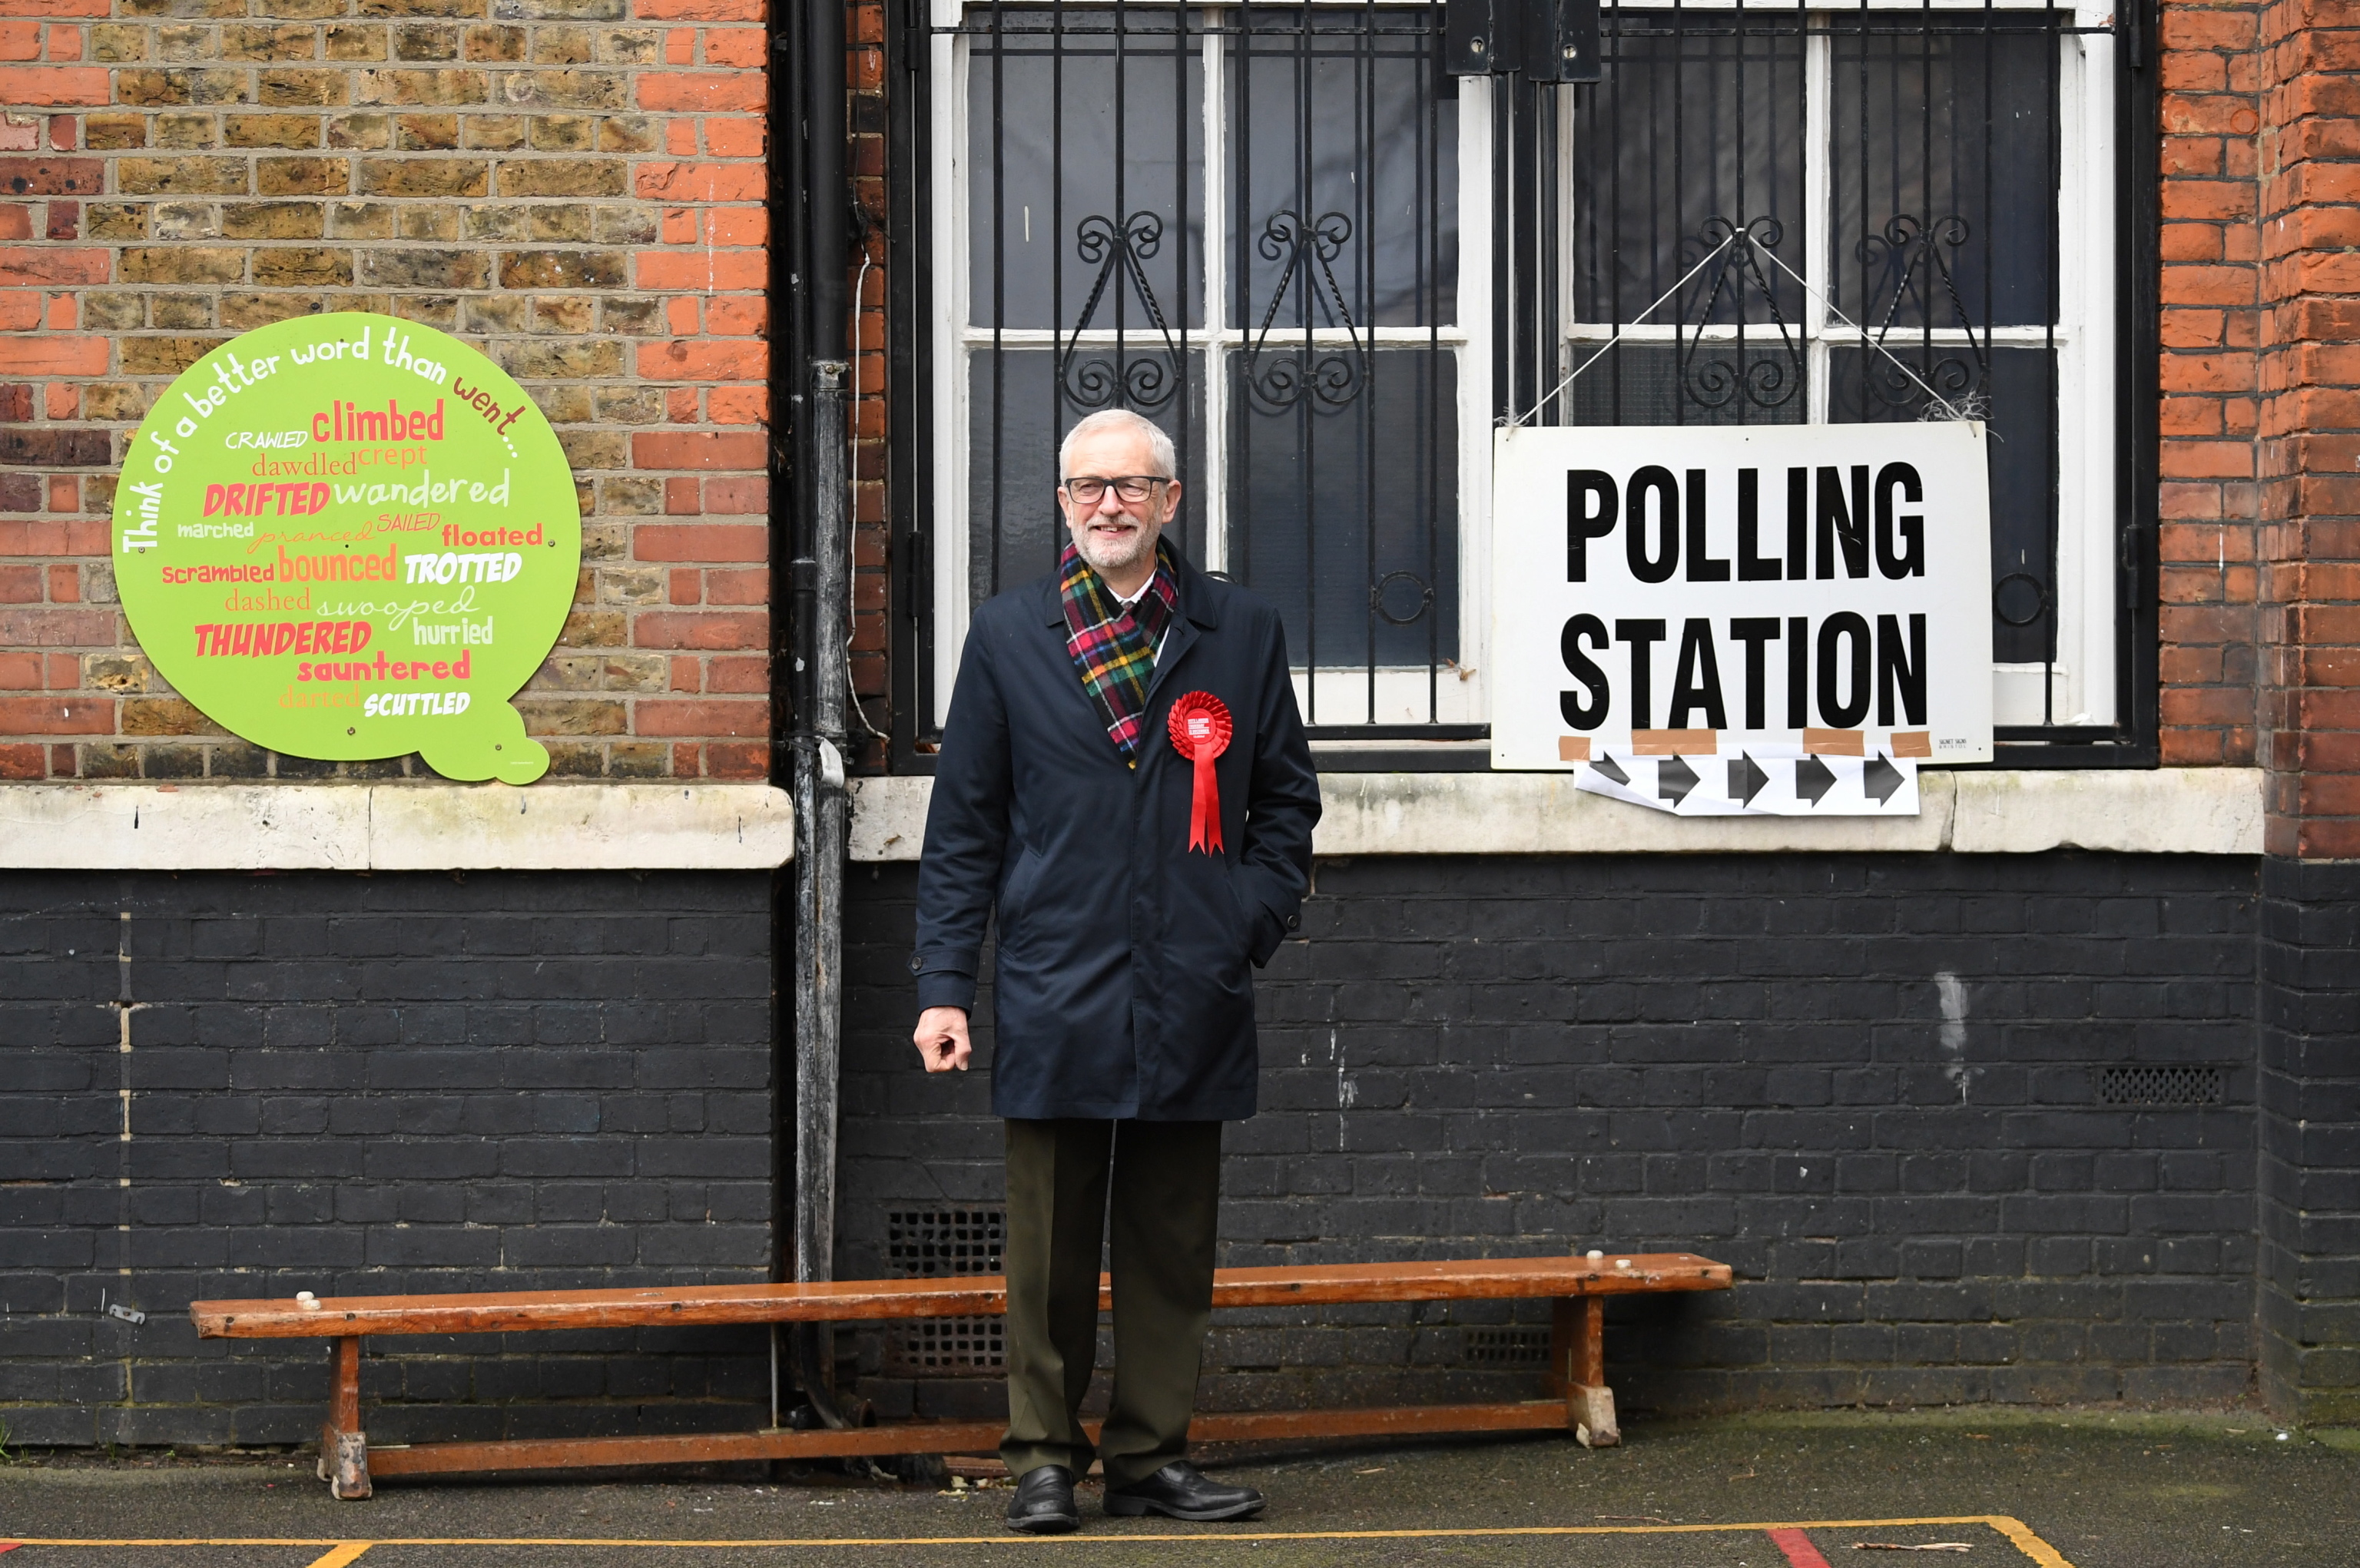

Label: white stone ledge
[0,784,793,871]
[0,771,2256,870]
[848,768,2263,861]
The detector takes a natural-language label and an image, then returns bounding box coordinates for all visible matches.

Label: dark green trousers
[999,1117,1221,1487]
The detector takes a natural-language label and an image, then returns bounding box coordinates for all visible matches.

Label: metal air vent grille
[1463,1328,1549,1367]
[883,1209,1005,1376]
[2097,1065,2225,1106]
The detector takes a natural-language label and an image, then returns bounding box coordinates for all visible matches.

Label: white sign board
[1490,423,1994,811]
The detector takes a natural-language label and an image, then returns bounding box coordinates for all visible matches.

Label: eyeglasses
[1062,475,1169,506]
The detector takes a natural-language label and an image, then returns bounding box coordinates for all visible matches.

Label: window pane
[968,8,1205,333]
[1230,8,1457,331]
[1829,345,2057,665]
[1569,12,1807,330]
[1831,12,2060,330]
[1228,349,1459,711]
[968,349,1208,608]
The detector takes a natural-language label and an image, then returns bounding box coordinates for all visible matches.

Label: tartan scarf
[1059,537,1178,767]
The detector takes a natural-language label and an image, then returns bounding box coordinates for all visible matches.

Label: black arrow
[1657,754,1699,806]
[1589,755,1629,787]
[1727,752,1770,806]
[1863,752,1907,805]
[1795,754,1838,807]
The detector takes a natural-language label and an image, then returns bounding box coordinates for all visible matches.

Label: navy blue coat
[913,552,1321,1122]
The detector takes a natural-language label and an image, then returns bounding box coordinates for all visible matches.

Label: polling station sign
[112,313,580,784]
[1490,422,1994,811]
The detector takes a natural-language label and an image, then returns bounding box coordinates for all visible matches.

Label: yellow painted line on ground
[1986,1515,2077,1568]
[0,1514,2073,1563]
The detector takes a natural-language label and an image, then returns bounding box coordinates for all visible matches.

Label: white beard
[1069,518,1161,578]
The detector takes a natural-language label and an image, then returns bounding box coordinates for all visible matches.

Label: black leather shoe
[1006,1464,1081,1534]
[1104,1460,1265,1521]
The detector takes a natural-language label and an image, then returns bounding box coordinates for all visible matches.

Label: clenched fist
[913,1006,972,1073]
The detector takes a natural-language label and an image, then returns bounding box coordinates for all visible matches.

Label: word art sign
[1490,423,1993,814]
[114,313,580,784]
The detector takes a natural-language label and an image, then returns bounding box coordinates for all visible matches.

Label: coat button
[1285,914,1300,930]
[907,953,923,974]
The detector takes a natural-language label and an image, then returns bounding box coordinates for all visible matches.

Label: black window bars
[882,0,2158,770]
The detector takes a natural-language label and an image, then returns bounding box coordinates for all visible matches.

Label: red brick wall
[2159,0,2264,769]
[7,1,2354,834]
[2256,0,2360,857]
[2149,0,2360,856]
[0,0,771,782]
[848,0,887,764]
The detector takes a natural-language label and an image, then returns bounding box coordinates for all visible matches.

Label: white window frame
[1556,0,2117,730]
[927,0,1495,730]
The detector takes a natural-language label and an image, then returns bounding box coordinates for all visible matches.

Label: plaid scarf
[1059,538,1178,767]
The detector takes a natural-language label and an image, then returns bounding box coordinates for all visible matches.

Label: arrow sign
[1794,754,1838,807]
[1727,753,1770,806]
[1657,755,1699,806]
[1863,753,1908,805]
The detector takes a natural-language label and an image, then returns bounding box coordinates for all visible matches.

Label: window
[895,0,2151,761]
[924,1,1490,734]
[1554,0,2126,734]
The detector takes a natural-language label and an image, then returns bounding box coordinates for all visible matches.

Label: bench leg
[1550,1296,1619,1450]
[317,1336,373,1500]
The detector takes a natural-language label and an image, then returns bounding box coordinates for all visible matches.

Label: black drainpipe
[771,0,852,1431]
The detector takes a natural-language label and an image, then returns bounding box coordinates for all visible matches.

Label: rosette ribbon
[1167,691,1233,854]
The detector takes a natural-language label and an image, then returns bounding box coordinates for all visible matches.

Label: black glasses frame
[1060,474,1175,504]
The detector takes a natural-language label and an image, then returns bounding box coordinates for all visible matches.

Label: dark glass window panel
[1228,350,1459,698]
[1230,8,1458,331]
[1569,12,1807,330]
[1829,344,2056,664]
[968,348,1208,608]
[1562,340,1807,426]
[969,8,1205,332]
[1831,13,2060,330]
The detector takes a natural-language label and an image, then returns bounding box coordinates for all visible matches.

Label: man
[910,408,1321,1534]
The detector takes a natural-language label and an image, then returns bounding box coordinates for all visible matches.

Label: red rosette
[1167,691,1233,854]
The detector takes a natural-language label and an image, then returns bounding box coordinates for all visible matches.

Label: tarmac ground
[2,1408,2355,1568]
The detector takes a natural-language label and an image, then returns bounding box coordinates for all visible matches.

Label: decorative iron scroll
[1370,569,1435,627]
[1059,211,1184,413]
[1855,214,1989,419]
[1241,209,1368,413]
[1680,215,1803,413]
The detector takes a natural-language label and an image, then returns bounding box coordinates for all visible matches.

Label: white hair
[1059,409,1177,482]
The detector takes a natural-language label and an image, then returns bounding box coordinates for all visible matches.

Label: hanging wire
[1515,222,1994,429]
[1751,241,1993,428]
[846,246,890,746]
[1510,229,1739,426]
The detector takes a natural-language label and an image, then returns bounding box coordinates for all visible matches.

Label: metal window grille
[902,2,1479,753]
[883,0,2156,767]
[883,1208,1007,1375]
[1548,1,2150,759]
[2096,1065,2224,1107]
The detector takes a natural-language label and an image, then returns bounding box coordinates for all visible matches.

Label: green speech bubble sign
[112,313,582,785]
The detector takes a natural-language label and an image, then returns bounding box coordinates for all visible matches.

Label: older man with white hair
[911,407,1321,1533]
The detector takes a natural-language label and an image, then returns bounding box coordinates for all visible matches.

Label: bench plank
[364,1403,1573,1479]
[191,1254,1729,1340]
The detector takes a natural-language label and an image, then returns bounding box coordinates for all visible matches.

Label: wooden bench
[191,1251,1732,1500]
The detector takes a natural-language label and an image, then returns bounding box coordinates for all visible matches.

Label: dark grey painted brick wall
[0,871,776,1449]
[2258,857,2360,1424]
[841,852,2262,1420]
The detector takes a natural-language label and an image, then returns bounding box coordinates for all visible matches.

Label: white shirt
[1112,574,1170,661]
